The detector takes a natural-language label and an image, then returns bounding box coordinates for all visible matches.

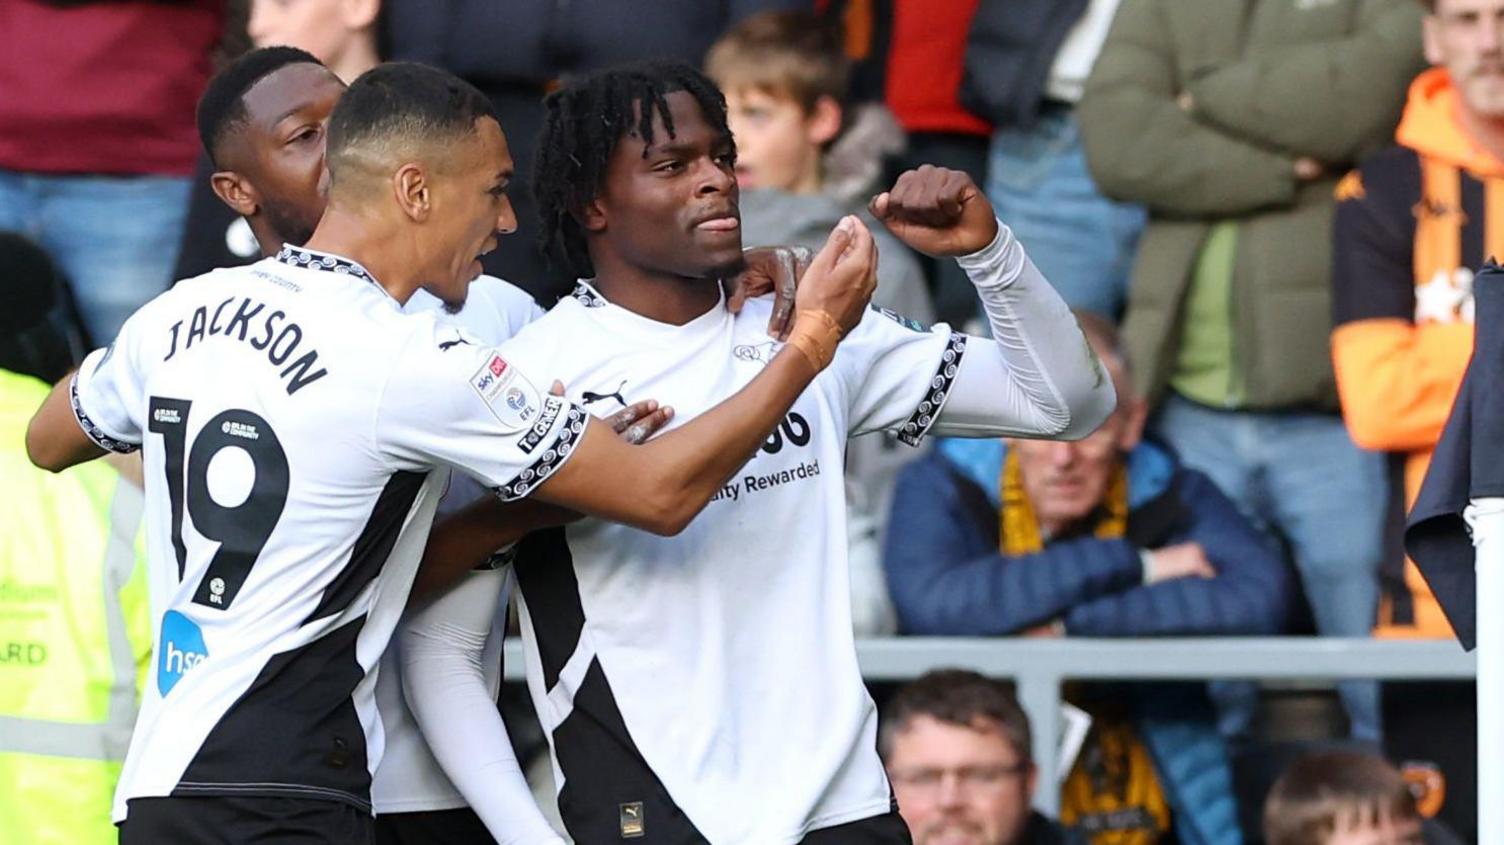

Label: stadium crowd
[0,0,1488,843]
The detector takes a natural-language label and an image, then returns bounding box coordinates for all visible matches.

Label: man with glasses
[880,670,1081,845]
[883,314,1289,843]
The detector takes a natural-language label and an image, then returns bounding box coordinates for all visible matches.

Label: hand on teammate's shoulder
[870,165,1000,258]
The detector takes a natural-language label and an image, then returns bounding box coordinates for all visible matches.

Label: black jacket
[959,0,1087,128]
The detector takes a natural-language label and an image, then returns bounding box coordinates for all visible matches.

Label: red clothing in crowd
[0,0,224,177]
[883,0,990,137]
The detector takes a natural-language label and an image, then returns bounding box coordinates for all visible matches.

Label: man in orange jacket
[1329,2,1504,838]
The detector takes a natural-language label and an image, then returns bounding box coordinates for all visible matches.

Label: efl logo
[157,610,208,696]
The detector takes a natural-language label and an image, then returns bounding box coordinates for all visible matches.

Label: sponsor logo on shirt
[470,352,540,432]
[581,379,629,409]
[619,802,645,838]
[870,304,929,333]
[158,610,208,696]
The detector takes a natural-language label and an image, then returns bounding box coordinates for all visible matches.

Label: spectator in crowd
[0,0,225,345]
[883,0,992,328]
[706,10,934,634]
[960,0,1144,319]
[1076,0,1426,745]
[881,669,1084,845]
[381,0,804,300]
[175,0,384,280]
[0,234,151,845]
[1263,750,1456,845]
[884,313,1285,845]
[1329,1,1500,836]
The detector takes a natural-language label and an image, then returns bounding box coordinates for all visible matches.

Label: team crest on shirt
[733,340,778,364]
[470,352,541,431]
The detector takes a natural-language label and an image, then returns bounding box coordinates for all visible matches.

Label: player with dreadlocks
[403,60,1115,843]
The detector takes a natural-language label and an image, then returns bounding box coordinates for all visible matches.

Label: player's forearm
[949,225,1116,439]
[26,372,107,472]
[536,347,819,535]
[402,573,566,844]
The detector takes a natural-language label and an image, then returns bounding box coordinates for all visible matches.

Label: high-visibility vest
[0,370,150,845]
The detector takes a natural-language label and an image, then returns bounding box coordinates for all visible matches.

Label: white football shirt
[371,275,543,815]
[497,282,965,844]
[70,246,587,822]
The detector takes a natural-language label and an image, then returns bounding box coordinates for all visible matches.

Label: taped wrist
[786,309,843,371]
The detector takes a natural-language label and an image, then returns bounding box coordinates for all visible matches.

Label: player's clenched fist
[871,165,999,258]
[779,215,877,373]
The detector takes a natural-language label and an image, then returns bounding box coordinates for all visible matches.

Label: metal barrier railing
[501,637,1477,813]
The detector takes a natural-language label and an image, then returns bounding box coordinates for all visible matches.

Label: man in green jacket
[1076,0,1425,743]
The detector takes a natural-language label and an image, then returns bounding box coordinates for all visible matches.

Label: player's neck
[302,209,421,304]
[251,219,285,260]
[590,251,723,326]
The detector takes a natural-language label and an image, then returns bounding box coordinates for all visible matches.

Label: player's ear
[210,171,260,217]
[578,197,607,234]
[805,95,843,148]
[394,163,431,223]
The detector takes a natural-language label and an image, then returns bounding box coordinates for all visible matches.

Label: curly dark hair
[533,61,731,280]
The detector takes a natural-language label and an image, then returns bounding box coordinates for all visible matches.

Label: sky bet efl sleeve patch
[469,350,544,432]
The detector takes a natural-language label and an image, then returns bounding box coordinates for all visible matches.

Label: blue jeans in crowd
[1154,394,1386,743]
[0,170,191,345]
[985,104,1146,320]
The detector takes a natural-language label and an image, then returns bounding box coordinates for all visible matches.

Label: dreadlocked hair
[533,61,731,280]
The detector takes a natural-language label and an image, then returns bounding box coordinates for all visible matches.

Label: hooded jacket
[1077,0,1424,410]
[1332,67,1501,638]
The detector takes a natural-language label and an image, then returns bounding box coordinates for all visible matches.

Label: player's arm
[401,570,566,844]
[412,399,673,600]
[29,315,147,472]
[528,219,876,534]
[870,166,1117,441]
[26,371,108,472]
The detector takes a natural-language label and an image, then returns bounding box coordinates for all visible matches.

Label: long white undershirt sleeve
[929,221,1117,440]
[400,568,565,845]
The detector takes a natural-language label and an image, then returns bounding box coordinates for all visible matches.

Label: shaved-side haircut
[323,61,497,196]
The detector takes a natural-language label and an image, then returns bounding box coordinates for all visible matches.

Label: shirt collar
[275,244,380,288]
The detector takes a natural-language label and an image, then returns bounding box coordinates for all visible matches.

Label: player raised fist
[870,165,1000,258]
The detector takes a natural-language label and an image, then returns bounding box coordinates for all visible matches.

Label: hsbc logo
[158,610,208,696]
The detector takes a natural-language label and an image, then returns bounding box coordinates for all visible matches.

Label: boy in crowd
[1264,750,1445,845]
[706,12,936,630]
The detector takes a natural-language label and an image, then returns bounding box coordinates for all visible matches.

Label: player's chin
[693,239,744,276]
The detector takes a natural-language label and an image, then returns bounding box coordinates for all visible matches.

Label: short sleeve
[71,315,149,454]
[838,305,969,446]
[377,331,589,501]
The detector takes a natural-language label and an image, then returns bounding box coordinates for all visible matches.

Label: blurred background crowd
[0,0,1487,843]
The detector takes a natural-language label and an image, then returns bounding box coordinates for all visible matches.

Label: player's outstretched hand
[606,399,675,444]
[870,165,999,258]
[726,245,812,341]
[795,215,878,336]
[550,380,674,445]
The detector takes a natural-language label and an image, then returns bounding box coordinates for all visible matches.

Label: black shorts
[119,795,375,844]
[801,810,914,844]
[374,807,497,844]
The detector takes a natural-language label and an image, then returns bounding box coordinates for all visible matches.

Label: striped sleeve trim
[494,405,588,501]
[897,332,967,447]
[70,375,139,454]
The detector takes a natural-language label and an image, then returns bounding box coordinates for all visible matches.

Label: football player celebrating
[404,62,1115,844]
[26,62,877,843]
